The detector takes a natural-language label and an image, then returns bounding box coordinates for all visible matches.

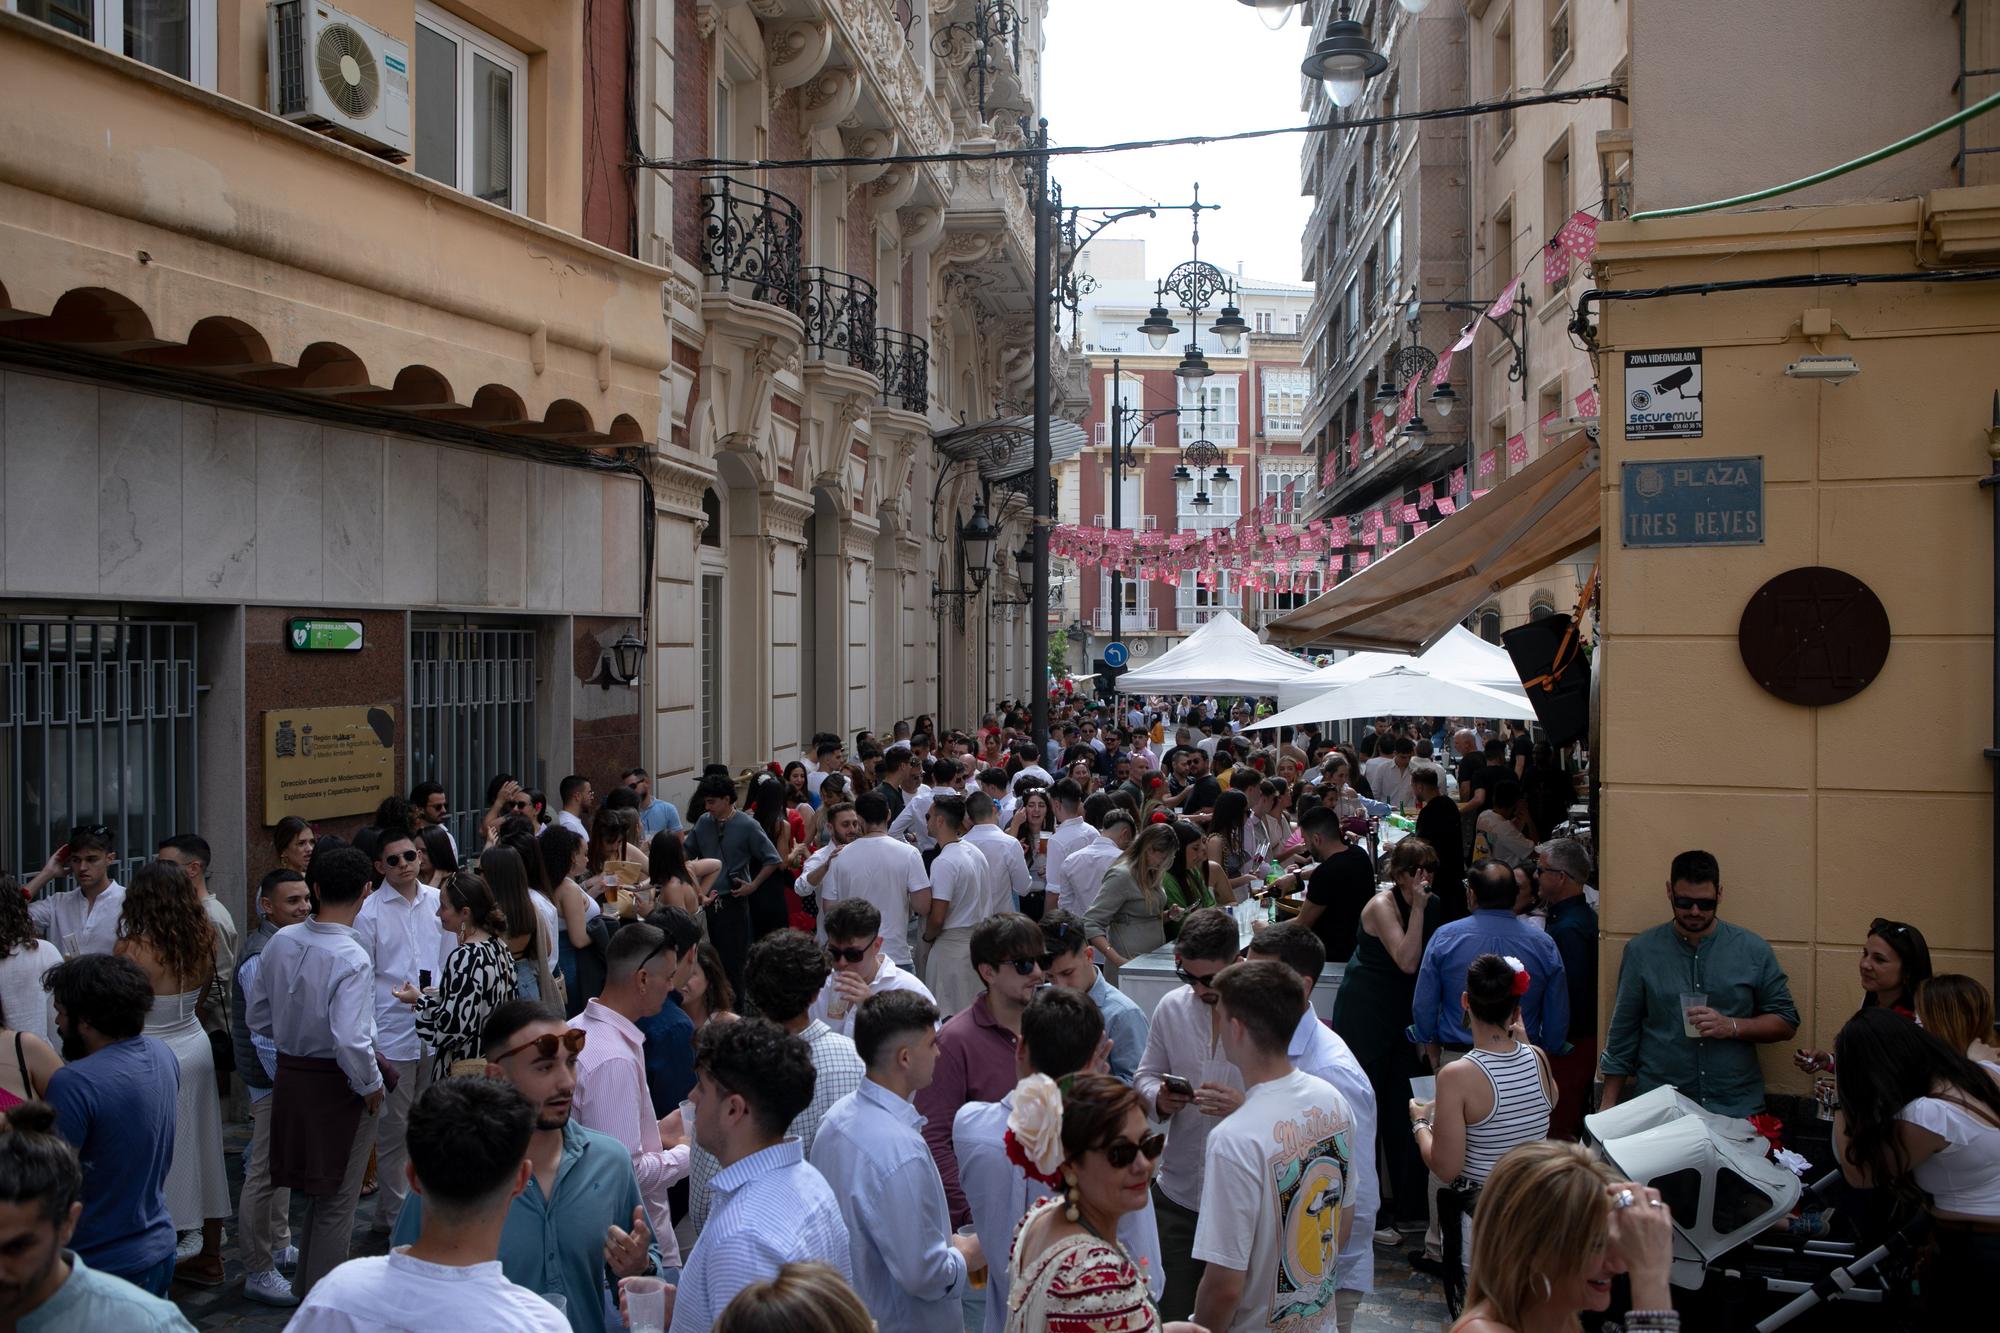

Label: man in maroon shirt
[914,912,1046,1227]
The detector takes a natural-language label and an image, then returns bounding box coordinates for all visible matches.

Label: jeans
[120,1251,176,1298]
[1151,1182,1204,1322]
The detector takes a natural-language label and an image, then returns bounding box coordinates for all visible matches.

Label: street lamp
[1210,298,1248,354]
[587,627,648,690]
[1174,345,1214,381]
[1139,301,1178,351]
[931,2,1028,121]
[1301,4,1388,108]
[960,495,997,591]
[1236,0,1305,31]
[1141,184,1238,383]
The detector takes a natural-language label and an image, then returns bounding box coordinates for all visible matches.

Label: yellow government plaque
[263,706,397,823]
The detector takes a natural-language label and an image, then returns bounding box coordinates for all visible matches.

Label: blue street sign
[1620,456,1763,548]
[1103,641,1129,668]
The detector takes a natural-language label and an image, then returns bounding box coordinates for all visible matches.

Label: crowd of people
[0,697,1991,1331]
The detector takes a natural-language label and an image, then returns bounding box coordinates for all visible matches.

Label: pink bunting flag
[1360,527,1378,546]
[1472,489,1491,500]
[1362,508,1383,532]
[1418,482,1435,508]
[1431,348,1455,387]
[1478,449,1499,478]
[1329,516,1350,545]
[1488,278,1523,321]
[1538,408,1561,438]
[1576,386,1600,419]
[1398,504,1419,523]
[1560,210,1600,262]
[1436,496,1457,516]
[1508,433,1530,465]
[1400,376,1424,424]
[1450,321,1478,352]
[1348,429,1363,465]
[1370,413,1387,452]
[1412,520,1429,536]
[1543,236,1572,288]
[1328,555,1344,573]
[1355,551,1372,569]
[1450,467,1467,494]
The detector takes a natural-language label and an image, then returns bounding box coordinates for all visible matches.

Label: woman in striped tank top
[1411,953,1556,1267]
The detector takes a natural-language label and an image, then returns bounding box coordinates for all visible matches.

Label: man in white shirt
[1038,780,1094,910]
[1055,810,1133,922]
[889,757,946,854]
[1193,961,1356,1333]
[809,899,936,1038]
[247,846,383,1299]
[919,796,1000,1016]
[233,869,314,1308]
[818,793,931,968]
[974,769,1017,832]
[1132,907,1244,1322]
[810,992,979,1331]
[553,774,593,839]
[961,791,1030,914]
[1008,741,1053,794]
[1372,737,1418,810]
[799,802,863,938]
[955,986,1163,1333]
[1246,925,1378,1330]
[289,1078,566,1332]
[806,739,846,800]
[569,921,691,1273]
[24,824,125,957]
[353,831,445,1238]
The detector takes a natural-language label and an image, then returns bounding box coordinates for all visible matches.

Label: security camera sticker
[1624,348,1703,439]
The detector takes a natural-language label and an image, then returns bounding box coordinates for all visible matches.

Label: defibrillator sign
[1624,348,1703,440]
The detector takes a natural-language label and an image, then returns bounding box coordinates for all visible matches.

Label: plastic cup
[958,1224,987,1290]
[678,1099,696,1141]
[1680,991,1708,1039]
[624,1275,668,1332]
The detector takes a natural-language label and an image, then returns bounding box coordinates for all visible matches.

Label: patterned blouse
[413,935,516,1080]
[1006,1198,1160,1333]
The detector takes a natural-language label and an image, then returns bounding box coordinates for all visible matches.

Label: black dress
[1330,887,1444,1228]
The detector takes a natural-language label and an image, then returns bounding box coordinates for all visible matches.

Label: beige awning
[1266,428,1600,654]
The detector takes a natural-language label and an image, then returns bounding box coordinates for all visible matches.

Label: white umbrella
[1245,666,1541,731]
[1277,627,1527,709]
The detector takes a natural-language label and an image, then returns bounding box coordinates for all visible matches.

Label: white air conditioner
[268,1,411,159]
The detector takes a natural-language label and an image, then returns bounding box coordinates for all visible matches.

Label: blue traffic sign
[1103,641,1129,668]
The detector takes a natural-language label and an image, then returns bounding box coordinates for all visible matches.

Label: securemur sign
[1620,456,1764,548]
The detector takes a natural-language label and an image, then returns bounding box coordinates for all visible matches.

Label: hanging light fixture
[1402,414,1431,441]
[1175,345,1214,381]
[1013,540,1035,581]
[1210,295,1248,355]
[959,495,997,592]
[1138,290,1179,351]
[1237,0,1305,31]
[1191,489,1213,512]
[1301,4,1388,108]
[1212,466,1231,483]
[1172,462,1194,481]
[1429,380,1458,417]
[1373,377,1401,410]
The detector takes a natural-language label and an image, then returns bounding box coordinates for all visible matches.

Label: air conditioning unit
[269,1,411,159]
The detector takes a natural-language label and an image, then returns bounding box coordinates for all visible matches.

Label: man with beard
[0,1100,195,1329]
[390,1001,657,1332]
[41,954,179,1295]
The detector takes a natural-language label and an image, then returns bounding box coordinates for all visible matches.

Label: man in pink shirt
[569,921,693,1271]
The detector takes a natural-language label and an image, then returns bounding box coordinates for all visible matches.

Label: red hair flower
[767,761,782,775]
[1503,955,1532,996]
[1149,811,1169,824]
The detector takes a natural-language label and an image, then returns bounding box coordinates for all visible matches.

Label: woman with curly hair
[116,859,229,1284]
[0,876,61,1049]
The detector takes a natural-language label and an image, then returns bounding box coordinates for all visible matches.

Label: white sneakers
[243,1269,299,1307]
[273,1244,300,1272]
[174,1230,204,1261]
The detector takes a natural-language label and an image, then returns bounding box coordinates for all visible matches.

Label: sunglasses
[999,957,1044,977]
[507,800,532,811]
[1099,1132,1168,1169]
[493,1028,587,1062]
[637,938,674,975]
[1869,918,1912,940]
[1671,895,1719,912]
[826,943,871,965]
[382,850,419,866]
[1174,964,1227,990]
[69,823,112,840]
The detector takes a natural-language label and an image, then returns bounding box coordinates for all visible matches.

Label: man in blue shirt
[670,1019,851,1332]
[1601,850,1799,1116]
[1411,859,1568,1064]
[391,1000,658,1333]
[810,992,977,1331]
[1039,911,1149,1081]
[625,768,683,840]
[1535,837,1600,1139]
[42,954,179,1296]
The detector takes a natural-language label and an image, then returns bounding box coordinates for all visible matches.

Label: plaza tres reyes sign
[288,619,364,651]
[263,705,397,823]
[1621,456,1764,548]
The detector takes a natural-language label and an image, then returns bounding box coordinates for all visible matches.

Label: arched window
[1530,599,1557,621]
[1477,608,1502,643]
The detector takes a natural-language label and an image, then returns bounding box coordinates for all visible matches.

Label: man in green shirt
[1600,850,1799,1116]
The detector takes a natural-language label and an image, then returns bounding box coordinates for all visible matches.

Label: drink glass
[958,1224,987,1290]
[624,1275,668,1333]
[60,932,80,960]
[1680,991,1708,1039]
[678,1099,696,1141]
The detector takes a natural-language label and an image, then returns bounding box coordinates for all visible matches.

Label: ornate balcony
[700,176,803,315]
[877,328,931,414]
[802,267,880,373]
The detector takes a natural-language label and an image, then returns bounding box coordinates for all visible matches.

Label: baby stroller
[1584,1087,1921,1330]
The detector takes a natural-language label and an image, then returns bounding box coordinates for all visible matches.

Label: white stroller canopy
[1585,1086,1802,1288]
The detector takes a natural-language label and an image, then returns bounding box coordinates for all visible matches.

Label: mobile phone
[418,969,432,989]
[1162,1074,1195,1098]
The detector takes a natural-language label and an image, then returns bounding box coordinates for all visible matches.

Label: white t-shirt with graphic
[1192,1067,1356,1331]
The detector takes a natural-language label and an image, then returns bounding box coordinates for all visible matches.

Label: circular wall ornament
[1737,566,1890,707]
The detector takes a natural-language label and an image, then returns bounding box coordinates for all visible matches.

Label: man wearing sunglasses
[1133,907,1247,1321]
[914,914,1047,1232]
[354,831,446,1240]
[955,986,1163,1333]
[390,1001,656,1331]
[1600,850,1798,1116]
[809,900,936,1040]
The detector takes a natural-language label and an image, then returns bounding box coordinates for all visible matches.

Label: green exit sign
[288,619,364,652]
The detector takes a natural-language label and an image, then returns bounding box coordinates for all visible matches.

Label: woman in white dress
[115,859,229,1285]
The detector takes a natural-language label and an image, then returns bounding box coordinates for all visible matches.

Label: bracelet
[1731,1019,1741,1039]
[1411,1118,1432,1135]
[1625,1310,1680,1332]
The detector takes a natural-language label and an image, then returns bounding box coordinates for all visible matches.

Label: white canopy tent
[1114,611,1316,697]
[1246,666,1541,732]
[1276,626,1529,710]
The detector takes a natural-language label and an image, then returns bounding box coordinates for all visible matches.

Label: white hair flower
[1006,1074,1066,1185]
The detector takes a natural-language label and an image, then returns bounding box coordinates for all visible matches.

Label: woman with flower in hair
[1410,953,1555,1269]
[1004,1071,1205,1333]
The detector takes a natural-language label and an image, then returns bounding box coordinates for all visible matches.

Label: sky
[1041,0,1315,288]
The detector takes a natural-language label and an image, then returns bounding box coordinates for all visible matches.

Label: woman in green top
[1084,822,1178,984]
[1159,817,1219,940]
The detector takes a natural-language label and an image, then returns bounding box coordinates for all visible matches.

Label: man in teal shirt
[392,1001,661,1332]
[1600,850,1799,1116]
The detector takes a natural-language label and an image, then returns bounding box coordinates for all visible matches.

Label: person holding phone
[682,775,781,1005]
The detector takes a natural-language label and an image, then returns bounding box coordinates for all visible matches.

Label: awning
[1266,428,1600,655]
[933,415,1089,485]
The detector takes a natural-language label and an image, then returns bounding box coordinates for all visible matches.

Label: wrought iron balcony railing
[877,328,930,413]
[699,176,804,315]
[802,267,879,373]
